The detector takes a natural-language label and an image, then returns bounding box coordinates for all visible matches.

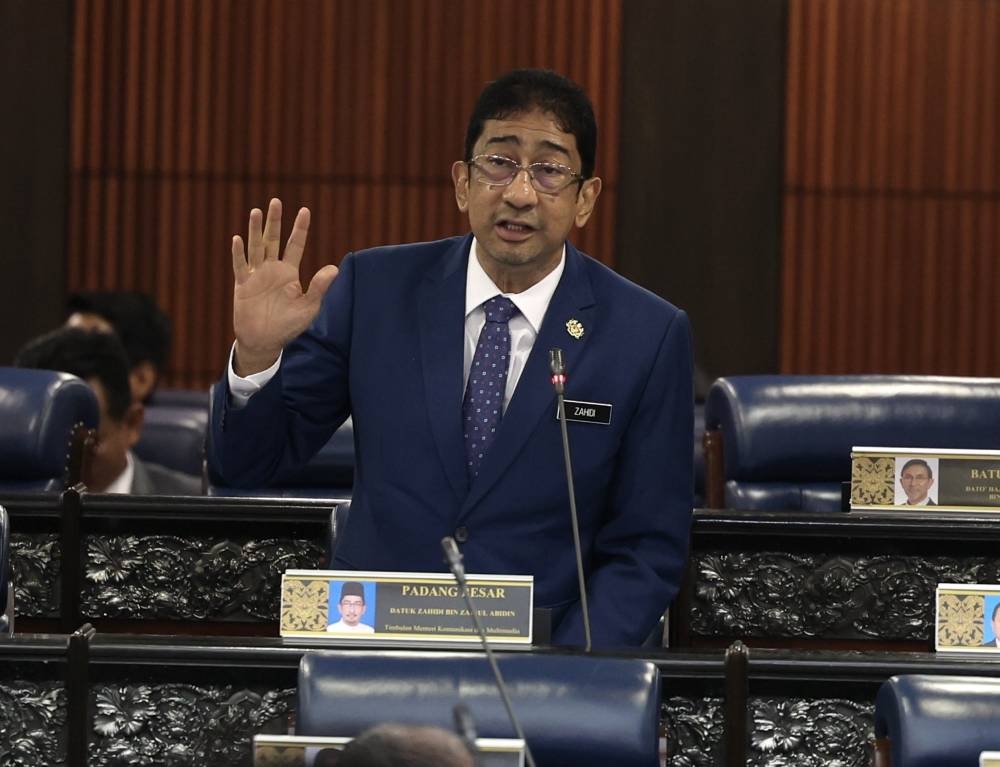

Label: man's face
[85,379,141,492]
[339,595,365,626]
[900,464,933,504]
[992,610,1000,642]
[452,109,601,292]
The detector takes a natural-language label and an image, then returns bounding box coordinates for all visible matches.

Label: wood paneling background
[67,0,622,389]
[781,0,1000,375]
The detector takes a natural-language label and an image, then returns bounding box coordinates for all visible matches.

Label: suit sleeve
[554,309,694,647]
[208,254,358,488]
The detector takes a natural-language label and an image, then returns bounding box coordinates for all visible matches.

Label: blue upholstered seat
[705,375,1000,511]
[874,675,1000,766]
[135,404,208,477]
[0,367,99,492]
[297,650,661,767]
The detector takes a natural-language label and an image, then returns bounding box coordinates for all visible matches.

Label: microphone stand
[549,348,592,652]
[441,537,536,767]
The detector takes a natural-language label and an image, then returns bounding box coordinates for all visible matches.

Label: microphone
[548,348,592,652]
[441,537,536,767]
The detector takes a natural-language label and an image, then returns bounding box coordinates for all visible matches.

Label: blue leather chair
[134,404,208,477]
[704,375,1000,511]
[0,505,11,635]
[298,651,661,767]
[0,367,99,492]
[874,674,1000,766]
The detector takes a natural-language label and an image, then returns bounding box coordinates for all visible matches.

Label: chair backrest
[134,404,208,477]
[874,674,1000,767]
[0,367,99,492]
[704,375,1000,511]
[298,650,661,767]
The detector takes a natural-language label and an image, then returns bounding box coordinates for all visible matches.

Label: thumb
[305,264,340,304]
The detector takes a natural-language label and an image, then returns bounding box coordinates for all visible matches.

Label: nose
[502,167,538,207]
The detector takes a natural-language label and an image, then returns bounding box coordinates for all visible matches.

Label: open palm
[231,198,339,374]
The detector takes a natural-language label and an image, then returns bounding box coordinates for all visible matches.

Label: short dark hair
[336,724,473,767]
[14,327,133,421]
[66,291,171,371]
[900,458,933,480]
[464,69,598,179]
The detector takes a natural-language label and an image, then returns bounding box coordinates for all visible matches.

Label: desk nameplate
[935,583,1000,653]
[851,447,1000,512]
[280,569,533,648]
[253,734,525,766]
[981,752,1000,767]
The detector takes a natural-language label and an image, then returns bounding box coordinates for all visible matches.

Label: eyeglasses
[467,154,584,194]
[340,599,364,608]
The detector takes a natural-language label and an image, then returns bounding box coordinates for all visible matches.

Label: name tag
[557,399,612,425]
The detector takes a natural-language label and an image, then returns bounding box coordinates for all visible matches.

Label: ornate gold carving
[851,457,895,505]
[937,592,984,647]
[280,578,330,632]
[254,745,303,766]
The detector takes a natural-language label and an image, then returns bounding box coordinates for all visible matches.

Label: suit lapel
[462,244,596,513]
[419,236,473,503]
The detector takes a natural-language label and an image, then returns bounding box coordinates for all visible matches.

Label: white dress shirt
[228,238,565,410]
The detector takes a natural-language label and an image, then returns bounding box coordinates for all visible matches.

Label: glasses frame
[467,153,585,195]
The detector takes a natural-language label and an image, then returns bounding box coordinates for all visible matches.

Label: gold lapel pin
[566,319,584,339]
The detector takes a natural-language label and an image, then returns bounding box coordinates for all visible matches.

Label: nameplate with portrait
[981,752,1000,767]
[279,569,534,648]
[935,583,1000,653]
[253,734,525,767]
[850,447,1000,513]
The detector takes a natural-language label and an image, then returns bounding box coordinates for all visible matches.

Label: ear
[452,160,470,213]
[122,402,145,449]
[574,176,603,228]
[129,361,158,403]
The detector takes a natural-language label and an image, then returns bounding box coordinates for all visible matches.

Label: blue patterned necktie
[463,296,518,479]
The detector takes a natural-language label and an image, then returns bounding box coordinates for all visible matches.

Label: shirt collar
[103,451,135,494]
[465,238,565,333]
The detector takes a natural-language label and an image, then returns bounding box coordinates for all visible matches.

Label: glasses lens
[474,156,517,184]
[530,163,572,192]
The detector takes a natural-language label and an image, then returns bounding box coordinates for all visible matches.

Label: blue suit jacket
[211,235,693,647]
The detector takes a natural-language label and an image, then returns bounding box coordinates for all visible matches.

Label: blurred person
[66,291,172,403]
[15,328,202,495]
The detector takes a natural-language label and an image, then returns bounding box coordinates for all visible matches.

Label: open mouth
[495,220,536,239]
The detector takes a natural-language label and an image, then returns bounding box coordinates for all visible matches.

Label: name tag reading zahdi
[557,399,612,425]
[280,569,533,649]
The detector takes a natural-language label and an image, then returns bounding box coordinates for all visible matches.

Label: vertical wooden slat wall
[67,0,622,389]
[781,0,1000,375]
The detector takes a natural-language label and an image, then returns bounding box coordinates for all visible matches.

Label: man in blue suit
[211,69,693,647]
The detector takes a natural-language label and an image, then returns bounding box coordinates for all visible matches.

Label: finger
[232,235,250,284]
[246,207,264,268]
[305,264,340,305]
[282,207,311,268]
[262,197,283,262]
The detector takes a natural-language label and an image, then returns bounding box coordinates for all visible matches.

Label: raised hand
[231,198,339,375]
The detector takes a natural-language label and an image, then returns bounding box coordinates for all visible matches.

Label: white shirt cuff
[227,343,282,406]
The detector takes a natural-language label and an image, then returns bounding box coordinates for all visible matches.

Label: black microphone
[441,536,536,767]
[548,347,592,652]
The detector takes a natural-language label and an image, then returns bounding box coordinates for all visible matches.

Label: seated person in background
[14,328,202,495]
[335,724,474,767]
[65,291,172,404]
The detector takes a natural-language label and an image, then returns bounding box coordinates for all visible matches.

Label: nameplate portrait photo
[253,734,525,767]
[935,584,1000,653]
[981,752,1000,767]
[280,569,534,648]
[851,447,1000,512]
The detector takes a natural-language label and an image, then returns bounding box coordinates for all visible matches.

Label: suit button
[454,526,469,543]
